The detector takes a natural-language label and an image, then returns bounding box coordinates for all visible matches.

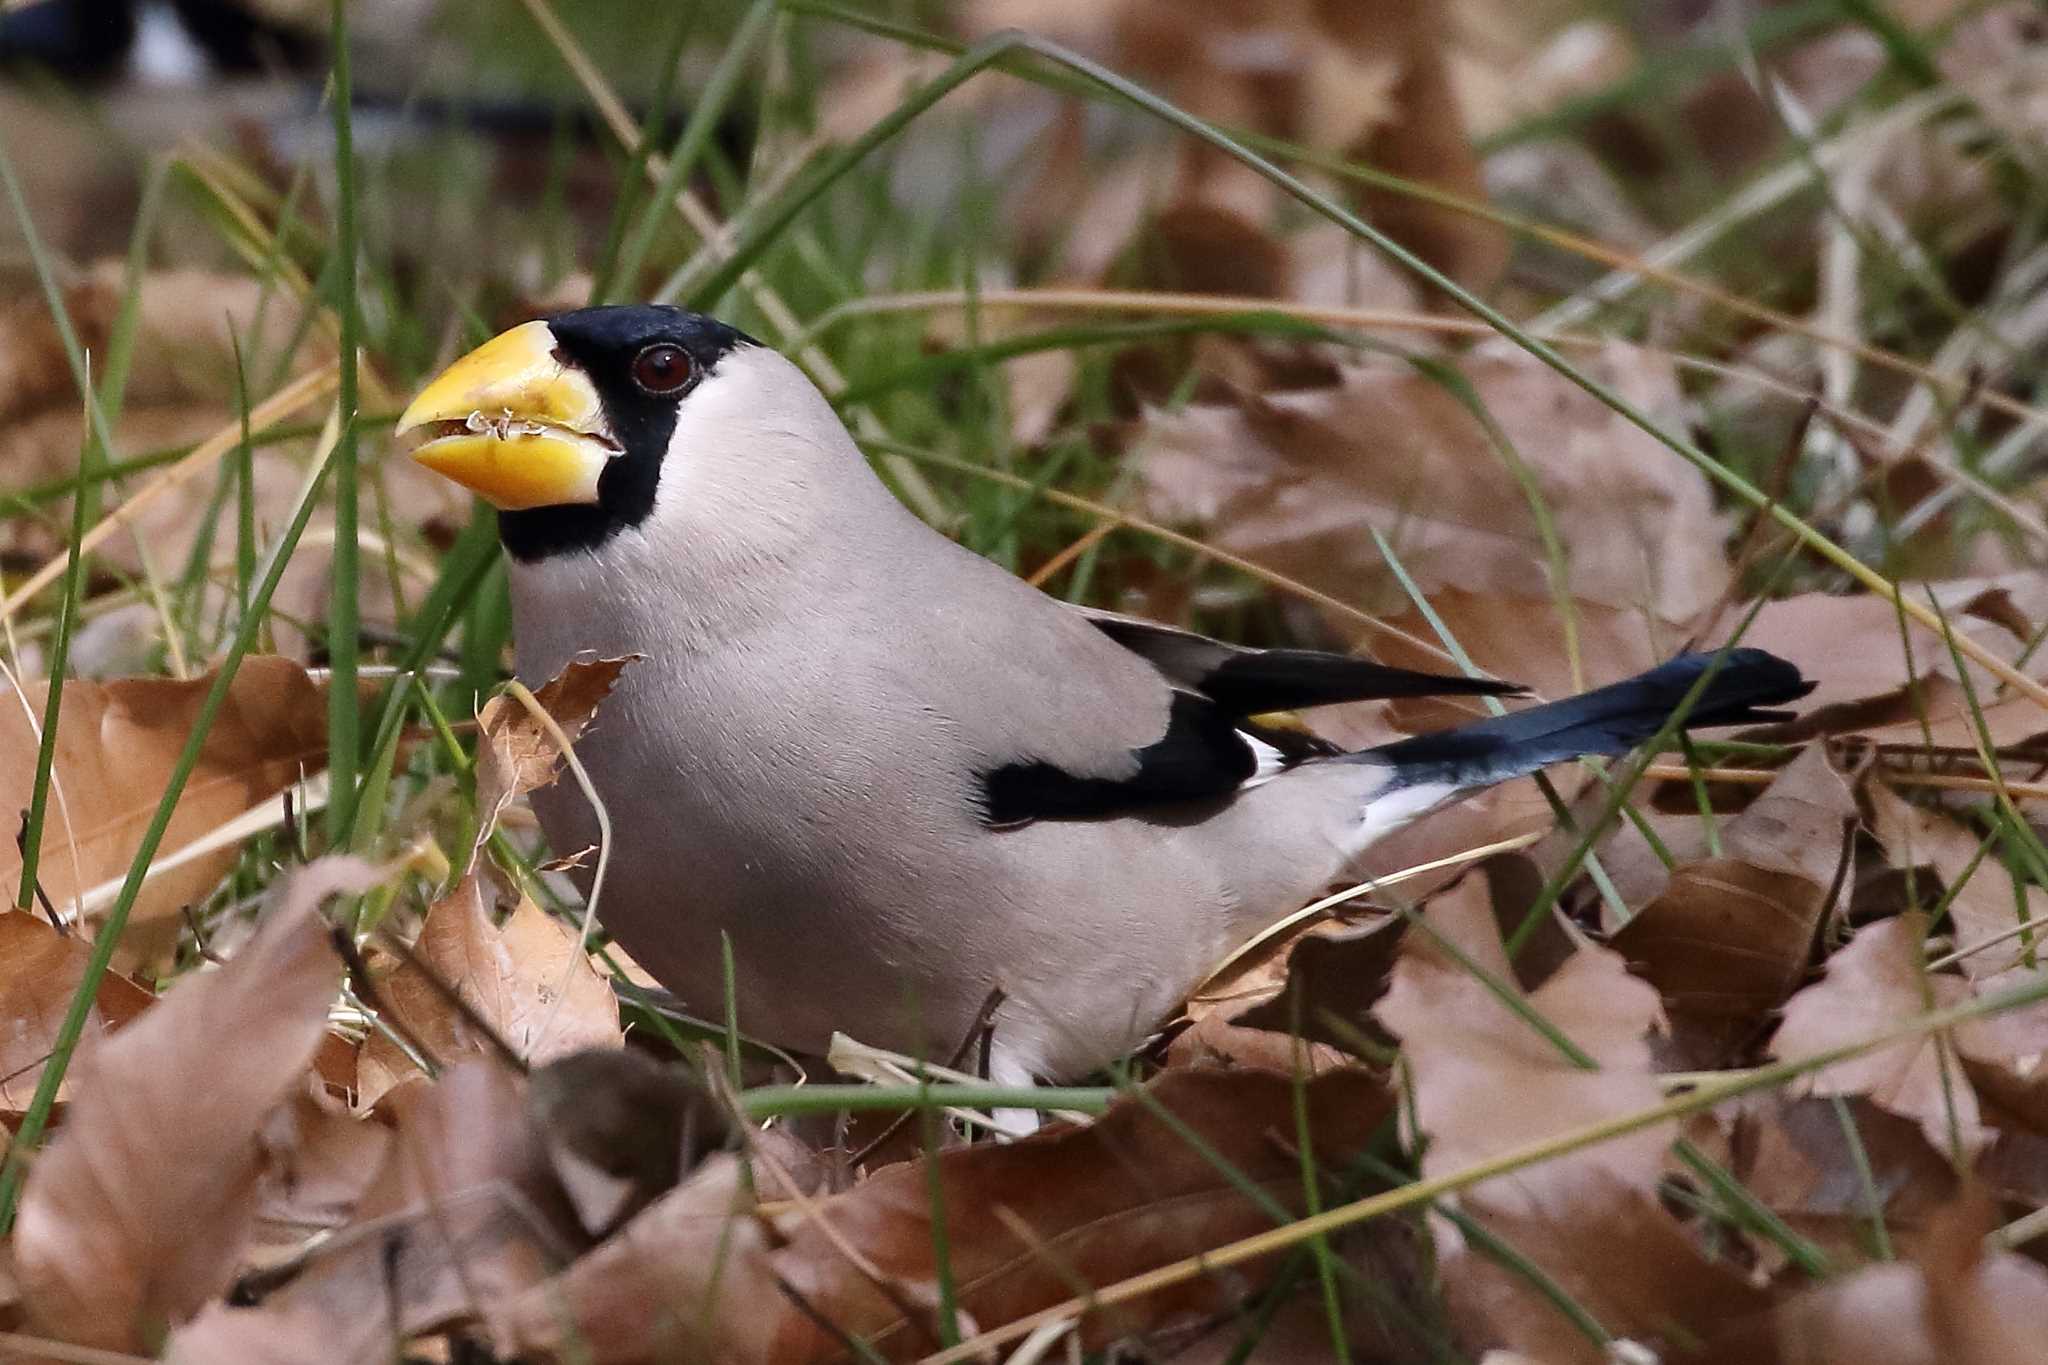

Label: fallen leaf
[1767,913,2029,1159]
[1219,916,1406,1062]
[1774,1189,2048,1364]
[1373,873,1670,1212]
[526,1047,733,1238]
[485,1149,778,1364]
[13,858,378,1352]
[494,1067,1397,1363]
[355,873,622,1108]
[1705,578,2048,712]
[1725,1095,1960,1269]
[0,262,328,433]
[1850,674,2048,754]
[468,656,635,875]
[167,1063,583,1365]
[1366,590,1688,742]
[74,263,332,414]
[1611,746,1855,1067]
[1101,0,1502,290]
[1164,1007,1353,1073]
[0,269,82,429]
[0,909,154,1117]
[1160,1281,1427,1365]
[1869,784,2048,983]
[1337,0,1510,295]
[1438,1175,1772,1364]
[0,404,242,571]
[0,1242,17,1331]
[1169,908,1400,1072]
[249,1085,393,1250]
[0,657,343,951]
[1133,343,1731,646]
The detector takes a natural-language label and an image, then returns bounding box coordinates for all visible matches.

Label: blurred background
[3,0,2041,623]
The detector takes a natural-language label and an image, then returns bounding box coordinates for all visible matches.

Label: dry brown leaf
[1368,591,1687,742]
[1336,0,1510,294]
[0,657,341,952]
[1134,342,1730,644]
[486,1149,779,1364]
[0,1243,18,1331]
[1768,913,2020,1158]
[468,656,635,875]
[525,1047,736,1239]
[0,269,83,429]
[1099,0,1503,288]
[1176,862,1561,1074]
[1439,1175,1773,1364]
[1617,859,1821,1067]
[1706,577,2048,711]
[1163,1008,1353,1073]
[912,0,1494,431]
[0,909,153,1117]
[1849,676,2048,755]
[0,262,328,431]
[355,873,622,1108]
[1869,784,2048,984]
[1774,1190,2048,1364]
[12,858,377,1353]
[75,262,333,413]
[249,1086,393,1250]
[1209,917,1406,1069]
[1611,746,1855,1067]
[0,404,240,569]
[1159,1284,1417,1365]
[1373,873,1669,1212]
[1169,905,1400,1072]
[168,1063,583,1365]
[495,1067,1396,1363]
[1725,1095,1960,1269]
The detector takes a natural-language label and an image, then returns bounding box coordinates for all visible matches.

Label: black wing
[1071,606,1525,714]
[979,691,1255,825]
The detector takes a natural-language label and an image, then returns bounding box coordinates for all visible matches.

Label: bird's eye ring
[631,343,695,396]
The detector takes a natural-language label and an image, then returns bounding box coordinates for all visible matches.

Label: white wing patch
[1239,731,1290,788]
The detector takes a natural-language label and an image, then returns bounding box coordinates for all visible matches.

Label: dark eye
[631,343,694,395]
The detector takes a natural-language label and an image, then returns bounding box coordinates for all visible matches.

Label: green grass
[324,0,364,847]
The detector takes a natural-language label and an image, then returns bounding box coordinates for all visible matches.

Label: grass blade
[609,0,776,301]
[324,0,363,846]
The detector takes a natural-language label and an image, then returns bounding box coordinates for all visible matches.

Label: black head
[499,306,757,562]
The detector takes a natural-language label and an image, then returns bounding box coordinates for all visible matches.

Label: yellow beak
[395,320,616,510]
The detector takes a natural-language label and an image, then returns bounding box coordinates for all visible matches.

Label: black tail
[1353,648,1813,790]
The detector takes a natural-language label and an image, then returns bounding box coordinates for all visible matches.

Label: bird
[395,304,1815,1087]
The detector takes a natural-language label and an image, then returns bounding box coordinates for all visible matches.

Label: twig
[16,809,63,933]
[330,925,453,1078]
[1641,763,2048,802]
[846,987,1006,1169]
